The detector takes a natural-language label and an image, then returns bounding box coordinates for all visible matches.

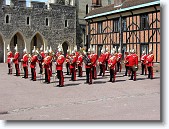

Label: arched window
[6,15,9,24]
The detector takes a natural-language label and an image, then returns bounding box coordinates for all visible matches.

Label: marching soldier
[69,50,77,81]
[21,48,28,79]
[77,51,83,77]
[146,49,154,79]
[108,48,117,82]
[83,48,93,84]
[65,49,70,75]
[55,48,65,87]
[128,49,138,81]
[30,46,38,81]
[140,50,147,75]
[123,50,130,76]
[7,44,13,74]
[91,47,98,79]
[98,48,106,76]
[43,48,52,84]
[117,47,122,72]
[105,47,110,70]
[13,44,20,76]
[39,45,45,74]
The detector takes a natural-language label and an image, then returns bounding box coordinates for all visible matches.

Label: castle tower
[91,0,102,10]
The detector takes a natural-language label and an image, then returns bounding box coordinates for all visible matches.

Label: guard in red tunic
[98,48,106,76]
[43,49,52,84]
[77,52,83,77]
[128,49,138,81]
[146,49,154,79]
[30,47,38,81]
[21,48,28,79]
[108,49,117,82]
[105,47,110,70]
[13,44,20,76]
[117,47,122,72]
[6,44,13,74]
[55,48,65,87]
[91,47,98,79]
[140,50,147,75]
[69,51,77,81]
[65,49,70,75]
[39,45,45,74]
[83,49,93,84]
[123,50,130,76]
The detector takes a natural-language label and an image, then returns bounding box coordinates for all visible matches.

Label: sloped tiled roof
[85,0,159,18]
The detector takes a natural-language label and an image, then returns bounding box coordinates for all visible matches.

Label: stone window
[5,14,11,24]
[26,16,30,26]
[97,22,102,34]
[113,19,119,32]
[65,20,68,28]
[45,17,50,26]
[140,14,149,30]
[122,18,127,31]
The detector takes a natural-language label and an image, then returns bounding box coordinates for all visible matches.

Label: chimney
[114,0,125,8]
[91,0,102,10]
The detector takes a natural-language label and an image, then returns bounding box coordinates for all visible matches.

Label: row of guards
[6,43,154,87]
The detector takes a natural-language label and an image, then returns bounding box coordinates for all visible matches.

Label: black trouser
[23,67,27,78]
[148,67,152,79]
[99,64,103,76]
[117,62,121,72]
[31,68,34,80]
[15,64,19,76]
[8,63,11,74]
[57,70,61,84]
[110,69,115,82]
[130,67,134,80]
[78,66,82,77]
[125,66,129,76]
[86,68,91,83]
[39,62,43,74]
[66,63,70,75]
[141,63,146,75]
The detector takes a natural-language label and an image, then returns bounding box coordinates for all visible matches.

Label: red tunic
[128,54,138,67]
[56,54,65,70]
[13,52,20,64]
[7,51,13,63]
[41,51,45,62]
[146,54,154,67]
[117,53,122,62]
[141,54,147,65]
[85,54,93,68]
[105,52,110,61]
[98,54,106,65]
[124,54,131,67]
[22,54,28,67]
[92,53,98,67]
[108,55,117,69]
[77,55,83,66]
[43,56,52,68]
[70,55,77,69]
[66,54,70,64]
[30,55,38,68]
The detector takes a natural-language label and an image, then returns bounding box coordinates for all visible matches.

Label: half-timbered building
[85,0,160,63]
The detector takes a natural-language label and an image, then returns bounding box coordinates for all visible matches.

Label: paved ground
[0,63,160,120]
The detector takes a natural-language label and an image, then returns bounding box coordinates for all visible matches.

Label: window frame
[65,20,68,28]
[113,18,120,32]
[140,14,149,30]
[4,14,11,24]
[26,16,31,26]
[97,22,103,34]
[45,17,50,27]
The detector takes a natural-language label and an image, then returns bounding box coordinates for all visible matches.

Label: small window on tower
[26,16,30,26]
[65,20,68,28]
[45,17,50,26]
[5,14,11,24]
